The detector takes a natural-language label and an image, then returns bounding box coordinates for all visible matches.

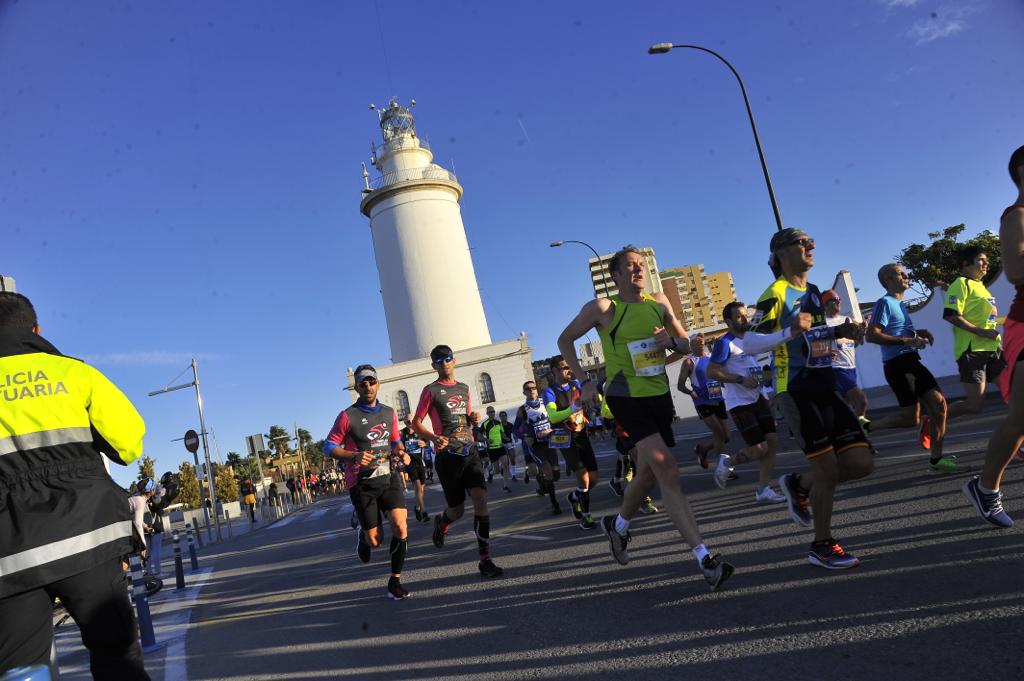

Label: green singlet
[599,293,669,398]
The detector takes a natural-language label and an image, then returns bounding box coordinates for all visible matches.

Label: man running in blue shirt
[865,264,957,473]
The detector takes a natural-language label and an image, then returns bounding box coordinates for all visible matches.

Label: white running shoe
[713,455,733,490]
[755,485,786,504]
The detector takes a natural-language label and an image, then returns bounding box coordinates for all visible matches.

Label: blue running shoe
[962,476,1013,528]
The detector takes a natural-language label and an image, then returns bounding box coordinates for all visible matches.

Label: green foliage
[225,451,243,468]
[266,425,293,458]
[177,462,201,509]
[307,438,327,473]
[137,455,156,482]
[896,224,1002,298]
[215,464,239,503]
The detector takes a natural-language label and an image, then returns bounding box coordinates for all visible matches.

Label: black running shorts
[696,402,728,421]
[349,474,405,530]
[605,393,676,447]
[559,431,598,473]
[405,456,426,484]
[775,389,867,459]
[435,450,487,508]
[728,396,777,447]
[956,350,1005,385]
[487,447,506,464]
[527,441,559,468]
[883,352,941,407]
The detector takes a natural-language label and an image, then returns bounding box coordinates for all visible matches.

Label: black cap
[769,227,808,252]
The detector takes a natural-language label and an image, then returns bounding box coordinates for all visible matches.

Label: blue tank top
[691,356,724,406]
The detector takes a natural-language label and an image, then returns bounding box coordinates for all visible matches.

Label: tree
[225,451,243,468]
[215,464,239,503]
[137,455,156,482]
[897,224,1002,300]
[178,462,201,509]
[266,425,293,458]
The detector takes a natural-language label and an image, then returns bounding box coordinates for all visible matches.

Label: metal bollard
[192,516,204,549]
[185,523,199,571]
[225,509,233,539]
[128,554,160,652]
[204,510,213,543]
[172,530,185,591]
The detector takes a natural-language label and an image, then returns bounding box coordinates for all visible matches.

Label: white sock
[693,543,709,565]
[510,465,517,477]
[717,454,731,468]
[576,486,587,495]
[614,514,630,535]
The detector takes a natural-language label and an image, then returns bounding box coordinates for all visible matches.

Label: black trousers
[0,558,150,680]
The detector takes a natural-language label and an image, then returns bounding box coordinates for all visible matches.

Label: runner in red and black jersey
[963,144,1024,528]
[324,364,412,600]
[412,344,504,578]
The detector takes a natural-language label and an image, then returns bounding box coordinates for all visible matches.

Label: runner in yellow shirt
[943,245,1005,421]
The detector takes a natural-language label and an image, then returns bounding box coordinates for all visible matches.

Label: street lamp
[648,42,783,233]
[550,239,613,298]
[148,358,222,541]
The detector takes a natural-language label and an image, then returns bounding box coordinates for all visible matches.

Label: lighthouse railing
[370,166,459,191]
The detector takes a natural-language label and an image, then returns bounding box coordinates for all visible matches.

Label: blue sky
[3,1,1022,488]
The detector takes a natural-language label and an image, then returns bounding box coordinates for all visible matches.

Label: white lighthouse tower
[360,99,491,362]
[351,99,534,421]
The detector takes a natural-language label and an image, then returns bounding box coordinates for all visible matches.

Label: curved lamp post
[649,42,783,233]
[550,239,613,298]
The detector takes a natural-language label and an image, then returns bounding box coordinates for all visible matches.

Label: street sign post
[184,430,200,453]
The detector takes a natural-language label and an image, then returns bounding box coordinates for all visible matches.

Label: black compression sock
[390,536,407,575]
[473,514,491,559]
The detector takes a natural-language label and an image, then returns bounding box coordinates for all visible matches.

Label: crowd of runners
[322,144,1024,600]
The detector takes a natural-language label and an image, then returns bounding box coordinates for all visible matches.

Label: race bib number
[987,297,998,325]
[707,381,723,401]
[627,338,666,377]
[549,430,571,450]
[804,327,833,368]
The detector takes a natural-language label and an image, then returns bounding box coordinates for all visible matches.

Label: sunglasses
[558,365,570,371]
[432,355,454,366]
[789,237,815,250]
[357,377,378,386]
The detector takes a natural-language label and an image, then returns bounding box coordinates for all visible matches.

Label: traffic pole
[185,523,199,571]
[225,508,233,539]
[172,530,185,591]
[128,554,160,652]
[192,516,204,549]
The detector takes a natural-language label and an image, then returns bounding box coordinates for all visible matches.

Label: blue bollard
[128,554,160,653]
[172,530,185,591]
[185,523,199,571]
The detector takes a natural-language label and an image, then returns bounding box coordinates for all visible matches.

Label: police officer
[0,292,150,679]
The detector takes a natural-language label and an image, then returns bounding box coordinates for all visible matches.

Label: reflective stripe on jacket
[0,329,145,597]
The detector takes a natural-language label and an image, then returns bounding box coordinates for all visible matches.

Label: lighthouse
[350,99,534,421]
[360,99,491,363]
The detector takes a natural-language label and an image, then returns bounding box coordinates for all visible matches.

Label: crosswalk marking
[270,514,300,529]
[304,509,328,522]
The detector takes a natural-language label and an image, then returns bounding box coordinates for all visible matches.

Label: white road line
[304,509,328,522]
[270,514,301,529]
[161,566,216,681]
[464,529,548,542]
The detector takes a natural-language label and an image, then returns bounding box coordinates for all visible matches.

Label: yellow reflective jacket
[0,329,145,597]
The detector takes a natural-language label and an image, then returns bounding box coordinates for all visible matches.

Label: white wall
[348,335,535,421]
[851,273,1016,389]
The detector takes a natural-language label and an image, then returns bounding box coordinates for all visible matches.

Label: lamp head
[549,241,564,248]
[648,43,673,54]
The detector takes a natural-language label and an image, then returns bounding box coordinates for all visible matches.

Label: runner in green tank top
[556,245,734,591]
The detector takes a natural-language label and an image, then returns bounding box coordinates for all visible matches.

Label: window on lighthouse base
[478,373,496,404]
